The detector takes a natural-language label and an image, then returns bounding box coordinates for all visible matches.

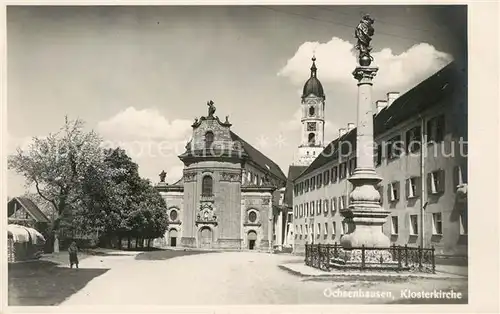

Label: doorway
[199,227,212,249]
[169,229,178,247]
[247,230,257,250]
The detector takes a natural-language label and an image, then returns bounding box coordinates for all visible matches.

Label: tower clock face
[307,122,317,131]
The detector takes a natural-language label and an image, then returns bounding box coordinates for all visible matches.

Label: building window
[205,131,214,148]
[339,163,347,179]
[387,135,403,160]
[427,114,445,143]
[339,195,346,210]
[317,174,322,188]
[202,175,213,196]
[310,201,315,216]
[375,144,382,166]
[340,221,346,235]
[460,211,468,235]
[332,222,337,238]
[348,158,357,176]
[428,170,445,194]
[432,213,443,235]
[317,223,321,239]
[300,225,303,238]
[331,166,338,183]
[410,215,419,235]
[294,206,298,218]
[248,211,257,223]
[324,171,330,185]
[309,106,315,116]
[305,179,310,192]
[388,181,400,202]
[331,197,337,213]
[310,177,316,190]
[324,222,328,238]
[406,126,422,153]
[305,225,308,239]
[391,216,398,235]
[308,133,316,146]
[317,200,322,215]
[169,209,178,221]
[299,181,303,194]
[323,199,329,214]
[406,177,420,199]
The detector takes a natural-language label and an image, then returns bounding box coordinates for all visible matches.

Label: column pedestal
[333,65,392,270]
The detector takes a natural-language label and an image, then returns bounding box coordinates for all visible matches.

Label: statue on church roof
[354,14,375,66]
[207,100,216,118]
[225,115,229,124]
[159,170,167,183]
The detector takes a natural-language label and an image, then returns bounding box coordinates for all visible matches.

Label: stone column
[339,65,390,248]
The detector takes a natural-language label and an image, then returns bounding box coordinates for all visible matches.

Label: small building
[8,197,50,232]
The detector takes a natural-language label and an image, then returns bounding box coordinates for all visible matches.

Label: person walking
[68,241,79,269]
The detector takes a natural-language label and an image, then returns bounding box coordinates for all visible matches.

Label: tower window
[308,133,316,146]
[205,131,214,148]
[202,175,213,196]
[309,106,315,116]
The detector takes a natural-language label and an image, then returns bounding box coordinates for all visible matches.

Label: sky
[6,5,466,197]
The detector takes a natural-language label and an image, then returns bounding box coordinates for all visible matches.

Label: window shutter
[426,119,433,142]
[415,177,422,197]
[395,181,400,200]
[405,179,410,199]
[427,173,433,194]
[438,169,446,193]
[453,166,460,188]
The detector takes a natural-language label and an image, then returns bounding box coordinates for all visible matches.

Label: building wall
[292,98,467,257]
[241,191,273,250]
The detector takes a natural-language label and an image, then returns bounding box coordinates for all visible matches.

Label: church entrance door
[169,229,178,247]
[199,227,212,249]
[247,230,257,250]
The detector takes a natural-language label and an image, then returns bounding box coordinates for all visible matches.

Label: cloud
[97,107,192,141]
[278,37,453,93]
[97,107,193,184]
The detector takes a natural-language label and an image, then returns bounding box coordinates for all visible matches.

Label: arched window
[202,175,213,196]
[309,106,315,116]
[169,209,178,221]
[205,131,214,148]
[248,211,257,223]
[308,133,316,146]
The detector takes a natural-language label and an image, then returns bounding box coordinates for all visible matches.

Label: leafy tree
[8,117,104,252]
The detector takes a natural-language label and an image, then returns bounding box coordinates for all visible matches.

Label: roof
[296,61,465,180]
[302,57,325,99]
[283,165,308,207]
[230,131,287,182]
[8,197,50,223]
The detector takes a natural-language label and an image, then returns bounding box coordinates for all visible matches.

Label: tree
[8,117,104,252]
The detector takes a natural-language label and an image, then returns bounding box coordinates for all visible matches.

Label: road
[60,250,467,305]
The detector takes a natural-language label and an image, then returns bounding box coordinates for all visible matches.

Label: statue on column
[159,170,167,183]
[207,100,216,118]
[354,14,375,66]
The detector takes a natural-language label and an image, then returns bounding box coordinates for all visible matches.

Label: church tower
[295,56,326,166]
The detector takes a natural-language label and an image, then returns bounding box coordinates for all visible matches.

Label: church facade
[156,102,287,250]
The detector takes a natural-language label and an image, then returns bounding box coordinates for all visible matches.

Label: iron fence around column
[304,243,436,273]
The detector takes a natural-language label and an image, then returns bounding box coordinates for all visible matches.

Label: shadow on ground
[135,248,218,260]
[8,261,109,306]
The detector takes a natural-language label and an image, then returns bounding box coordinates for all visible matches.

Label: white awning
[7,224,45,244]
